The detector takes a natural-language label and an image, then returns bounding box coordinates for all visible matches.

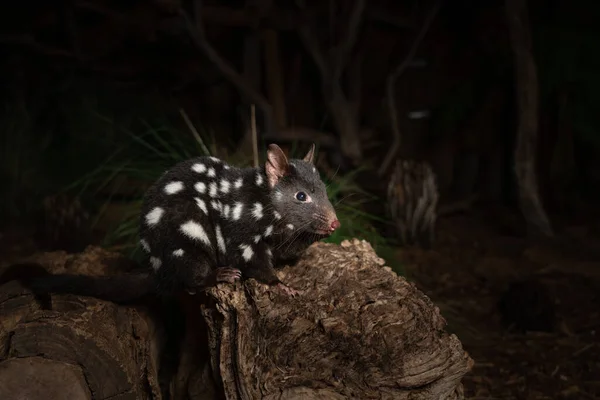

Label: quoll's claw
[276,282,300,297]
[215,267,242,284]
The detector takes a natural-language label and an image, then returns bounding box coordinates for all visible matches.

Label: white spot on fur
[232,203,243,220]
[274,191,283,201]
[140,239,150,252]
[195,197,208,214]
[209,182,218,197]
[173,249,184,257]
[216,225,226,254]
[211,200,221,212]
[255,172,263,186]
[252,202,263,220]
[264,225,273,237]
[254,235,261,244]
[207,168,216,178]
[239,244,254,261]
[146,207,164,226]
[312,166,317,173]
[223,204,231,219]
[220,179,230,193]
[164,181,184,195]
[266,248,272,257]
[286,224,294,230]
[273,211,281,220]
[194,182,206,194]
[224,165,230,170]
[192,163,206,173]
[150,257,162,270]
[234,178,243,189]
[180,220,211,246]
[209,156,220,162]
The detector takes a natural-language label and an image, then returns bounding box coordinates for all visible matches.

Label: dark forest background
[1,0,600,397]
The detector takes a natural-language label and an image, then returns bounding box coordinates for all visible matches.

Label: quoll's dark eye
[295,191,307,201]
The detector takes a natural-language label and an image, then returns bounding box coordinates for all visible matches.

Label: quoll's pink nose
[330,219,341,231]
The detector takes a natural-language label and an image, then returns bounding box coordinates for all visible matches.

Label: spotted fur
[138,144,340,295]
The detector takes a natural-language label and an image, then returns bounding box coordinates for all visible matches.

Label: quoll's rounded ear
[303,143,316,164]
[265,144,290,188]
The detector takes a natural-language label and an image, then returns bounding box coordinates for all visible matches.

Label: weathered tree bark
[198,239,473,399]
[0,247,164,400]
[0,241,473,399]
[505,0,553,237]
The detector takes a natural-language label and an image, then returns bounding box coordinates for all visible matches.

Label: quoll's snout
[330,219,341,232]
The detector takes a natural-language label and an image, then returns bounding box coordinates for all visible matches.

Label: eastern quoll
[0,143,341,302]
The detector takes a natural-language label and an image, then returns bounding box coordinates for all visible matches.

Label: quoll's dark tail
[0,262,156,304]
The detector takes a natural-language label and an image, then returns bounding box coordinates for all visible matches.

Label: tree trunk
[505,0,553,237]
[0,242,473,399]
[325,84,363,164]
[387,159,439,248]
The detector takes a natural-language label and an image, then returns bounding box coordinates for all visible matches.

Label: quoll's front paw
[215,267,242,284]
[275,282,301,297]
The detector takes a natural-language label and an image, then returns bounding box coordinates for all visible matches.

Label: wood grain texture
[200,239,473,399]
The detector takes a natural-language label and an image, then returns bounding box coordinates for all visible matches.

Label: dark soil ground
[1,208,599,400]
[400,211,600,400]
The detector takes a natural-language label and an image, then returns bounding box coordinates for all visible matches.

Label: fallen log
[0,247,164,400]
[0,240,473,400]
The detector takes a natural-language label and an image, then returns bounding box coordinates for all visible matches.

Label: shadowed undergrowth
[1,78,404,272]
[36,89,403,273]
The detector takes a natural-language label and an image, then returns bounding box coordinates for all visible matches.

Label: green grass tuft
[66,111,214,261]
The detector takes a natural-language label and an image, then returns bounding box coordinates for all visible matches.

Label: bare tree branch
[295,0,366,163]
[348,32,369,117]
[179,0,274,134]
[296,26,329,79]
[331,0,366,82]
[378,0,442,177]
[295,0,365,84]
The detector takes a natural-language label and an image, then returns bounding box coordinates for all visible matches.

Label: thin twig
[251,104,259,168]
[378,0,442,177]
[179,108,211,156]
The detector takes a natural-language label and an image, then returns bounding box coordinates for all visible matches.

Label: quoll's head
[265,143,341,237]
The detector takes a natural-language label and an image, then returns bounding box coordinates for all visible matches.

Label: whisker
[283,225,312,253]
[275,219,314,253]
[329,164,341,182]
